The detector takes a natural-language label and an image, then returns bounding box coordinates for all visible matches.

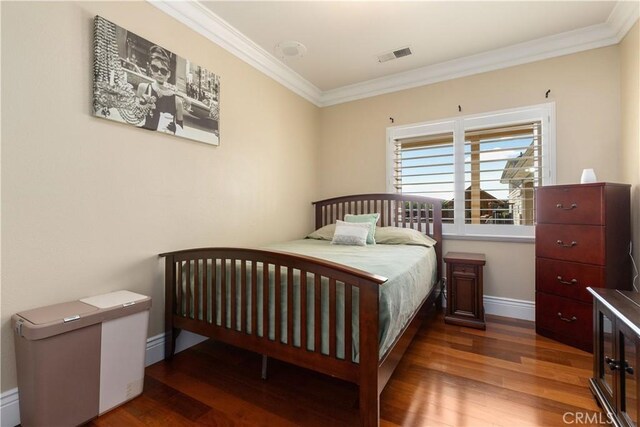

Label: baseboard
[442,290,535,321]
[0,389,20,427]
[1,331,208,427]
[483,295,535,321]
[145,330,208,366]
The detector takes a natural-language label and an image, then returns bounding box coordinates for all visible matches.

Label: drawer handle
[556,240,577,248]
[557,276,578,285]
[604,357,633,374]
[605,356,620,371]
[556,203,577,210]
[557,312,577,322]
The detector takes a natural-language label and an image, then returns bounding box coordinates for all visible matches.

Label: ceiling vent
[377,46,413,63]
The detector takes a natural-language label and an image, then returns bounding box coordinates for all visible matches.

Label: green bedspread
[263,239,437,361]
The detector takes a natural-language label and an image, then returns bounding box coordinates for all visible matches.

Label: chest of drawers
[535,183,631,352]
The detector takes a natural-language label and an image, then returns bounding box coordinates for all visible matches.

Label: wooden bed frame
[160,193,443,426]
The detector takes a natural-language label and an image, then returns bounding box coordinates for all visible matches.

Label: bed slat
[177,261,183,316]
[263,263,269,339]
[287,270,294,346]
[241,260,247,332]
[195,260,199,319]
[251,262,257,334]
[221,258,227,328]
[345,284,353,362]
[329,278,337,358]
[314,275,321,353]
[203,259,209,323]
[301,270,307,350]
[275,265,281,343]
[210,258,218,325]
[231,259,237,330]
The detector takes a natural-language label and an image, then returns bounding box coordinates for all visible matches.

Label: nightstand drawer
[536,292,592,349]
[452,264,477,275]
[536,258,605,303]
[536,185,603,225]
[535,224,605,265]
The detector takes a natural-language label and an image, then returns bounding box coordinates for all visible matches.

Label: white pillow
[331,220,371,246]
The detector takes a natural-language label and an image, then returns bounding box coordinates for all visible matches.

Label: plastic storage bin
[12,290,151,426]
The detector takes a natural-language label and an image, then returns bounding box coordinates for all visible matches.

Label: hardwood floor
[89,311,602,426]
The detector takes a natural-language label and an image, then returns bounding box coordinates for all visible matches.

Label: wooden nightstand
[444,252,486,330]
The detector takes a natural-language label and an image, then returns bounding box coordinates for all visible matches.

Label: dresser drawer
[536,185,604,225]
[536,292,592,350]
[536,258,605,303]
[536,224,605,265]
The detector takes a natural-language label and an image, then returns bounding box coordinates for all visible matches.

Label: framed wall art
[93,16,220,146]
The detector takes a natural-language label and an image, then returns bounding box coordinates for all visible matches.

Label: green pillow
[374,226,437,247]
[344,213,380,244]
[306,223,336,241]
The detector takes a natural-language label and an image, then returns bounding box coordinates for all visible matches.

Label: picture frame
[93,16,220,146]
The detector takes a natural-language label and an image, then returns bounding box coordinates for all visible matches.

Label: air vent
[393,47,412,58]
[377,46,413,63]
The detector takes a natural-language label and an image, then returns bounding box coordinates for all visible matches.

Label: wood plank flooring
[89,312,603,426]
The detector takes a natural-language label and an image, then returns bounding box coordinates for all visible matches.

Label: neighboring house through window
[387,103,556,240]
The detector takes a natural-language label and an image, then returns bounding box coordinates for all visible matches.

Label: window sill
[443,233,535,244]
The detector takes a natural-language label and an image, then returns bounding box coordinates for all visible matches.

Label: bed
[159,193,443,426]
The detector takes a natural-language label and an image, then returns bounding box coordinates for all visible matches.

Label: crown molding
[319,22,620,106]
[608,1,640,41]
[148,0,323,106]
[149,0,639,108]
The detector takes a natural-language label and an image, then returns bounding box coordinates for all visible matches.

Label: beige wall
[621,20,640,283]
[319,46,622,302]
[1,2,319,391]
[1,1,636,397]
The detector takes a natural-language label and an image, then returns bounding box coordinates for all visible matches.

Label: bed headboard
[312,193,443,281]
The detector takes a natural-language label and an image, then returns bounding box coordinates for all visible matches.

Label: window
[393,132,455,222]
[387,103,555,239]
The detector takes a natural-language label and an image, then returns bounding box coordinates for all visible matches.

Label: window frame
[386,102,556,240]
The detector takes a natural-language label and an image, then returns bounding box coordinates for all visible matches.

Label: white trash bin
[80,290,151,415]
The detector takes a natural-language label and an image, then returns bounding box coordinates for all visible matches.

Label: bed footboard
[160,248,386,400]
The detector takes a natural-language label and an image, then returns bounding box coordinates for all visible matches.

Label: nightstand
[444,252,486,330]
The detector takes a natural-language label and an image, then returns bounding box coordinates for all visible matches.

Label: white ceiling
[152,1,639,106]
[203,1,615,90]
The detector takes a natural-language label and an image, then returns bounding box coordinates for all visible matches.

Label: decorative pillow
[331,220,371,246]
[344,213,380,245]
[374,226,437,247]
[306,223,336,241]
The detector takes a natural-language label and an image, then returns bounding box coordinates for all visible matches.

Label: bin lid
[80,290,148,309]
[17,301,98,325]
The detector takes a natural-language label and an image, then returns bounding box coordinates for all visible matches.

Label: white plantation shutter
[393,133,455,222]
[463,122,542,226]
[388,103,554,238]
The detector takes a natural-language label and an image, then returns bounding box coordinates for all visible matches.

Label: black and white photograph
[93,15,220,145]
